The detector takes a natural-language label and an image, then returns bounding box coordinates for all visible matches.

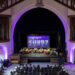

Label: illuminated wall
[0,44,8,60]
[0,46,4,60]
[68,42,75,63]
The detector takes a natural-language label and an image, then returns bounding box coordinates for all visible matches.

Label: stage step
[20,58,28,64]
[20,54,59,65]
[10,55,20,64]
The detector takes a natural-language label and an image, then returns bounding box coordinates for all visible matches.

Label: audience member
[10,64,69,75]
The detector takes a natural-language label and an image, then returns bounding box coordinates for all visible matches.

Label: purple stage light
[3,46,8,59]
[0,45,8,60]
[69,42,75,63]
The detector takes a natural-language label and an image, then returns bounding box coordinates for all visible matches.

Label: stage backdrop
[28,36,50,48]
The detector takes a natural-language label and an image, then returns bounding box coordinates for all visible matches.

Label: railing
[0,0,75,12]
[55,0,75,10]
[0,0,24,12]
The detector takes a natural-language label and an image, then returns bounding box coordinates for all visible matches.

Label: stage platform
[20,53,58,64]
[21,53,58,57]
[10,53,59,64]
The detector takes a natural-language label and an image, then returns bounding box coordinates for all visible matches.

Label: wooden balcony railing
[0,0,24,12]
[0,0,75,12]
[55,0,75,11]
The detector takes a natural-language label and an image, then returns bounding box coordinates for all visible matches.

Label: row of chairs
[11,64,69,75]
[0,59,9,75]
[0,65,4,75]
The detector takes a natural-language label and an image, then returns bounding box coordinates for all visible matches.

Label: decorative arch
[10,4,69,60]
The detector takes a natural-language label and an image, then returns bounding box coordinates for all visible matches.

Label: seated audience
[10,64,69,75]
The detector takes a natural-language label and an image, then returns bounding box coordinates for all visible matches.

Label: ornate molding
[36,0,44,7]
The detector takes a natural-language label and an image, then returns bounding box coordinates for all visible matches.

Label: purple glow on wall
[66,41,75,63]
[0,45,8,60]
[57,16,68,43]
[70,51,73,63]
[69,42,75,63]
[0,46,4,60]
[54,10,69,62]
[3,46,8,59]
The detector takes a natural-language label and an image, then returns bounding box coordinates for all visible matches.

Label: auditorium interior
[0,0,75,75]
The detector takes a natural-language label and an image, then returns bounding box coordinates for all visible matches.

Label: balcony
[0,0,24,12]
[55,0,75,11]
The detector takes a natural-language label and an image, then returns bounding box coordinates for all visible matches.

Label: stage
[10,53,59,64]
[21,53,58,64]
[20,53,58,57]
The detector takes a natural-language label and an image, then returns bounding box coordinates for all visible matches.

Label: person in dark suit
[58,53,64,66]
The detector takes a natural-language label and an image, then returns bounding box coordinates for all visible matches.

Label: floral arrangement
[20,47,58,55]
[20,47,32,54]
[44,49,50,54]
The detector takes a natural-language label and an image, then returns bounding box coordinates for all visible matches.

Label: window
[0,15,9,42]
[70,16,75,41]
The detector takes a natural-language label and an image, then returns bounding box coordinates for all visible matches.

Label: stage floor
[1,62,75,75]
